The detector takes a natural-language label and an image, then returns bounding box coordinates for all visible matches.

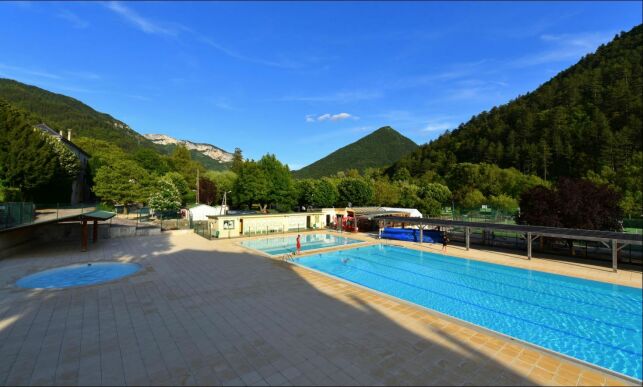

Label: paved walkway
[0,231,638,386]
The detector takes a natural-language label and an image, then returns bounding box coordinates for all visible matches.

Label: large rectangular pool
[240,233,363,256]
[294,244,642,380]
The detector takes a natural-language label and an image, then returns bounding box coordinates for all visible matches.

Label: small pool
[240,233,363,255]
[17,262,141,289]
[294,245,642,380]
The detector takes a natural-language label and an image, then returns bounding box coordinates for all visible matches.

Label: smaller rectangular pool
[240,233,363,255]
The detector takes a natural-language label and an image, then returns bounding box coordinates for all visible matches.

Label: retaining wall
[0,222,161,259]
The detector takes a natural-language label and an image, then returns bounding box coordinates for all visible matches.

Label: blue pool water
[294,245,642,380]
[240,233,363,255]
[17,262,141,289]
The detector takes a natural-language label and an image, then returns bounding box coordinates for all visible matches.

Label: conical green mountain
[293,126,418,179]
[390,24,642,186]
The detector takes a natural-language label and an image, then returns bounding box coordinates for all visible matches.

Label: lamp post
[222,191,231,215]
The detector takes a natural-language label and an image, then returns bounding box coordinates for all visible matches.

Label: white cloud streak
[306,112,357,122]
[56,9,89,29]
[0,63,62,80]
[510,31,614,67]
[105,1,177,36]
[104,2,301,69]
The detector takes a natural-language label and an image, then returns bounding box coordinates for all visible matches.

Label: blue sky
[0,1,640,170]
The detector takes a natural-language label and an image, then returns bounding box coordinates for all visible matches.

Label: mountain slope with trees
[0,78,152,151]
[293,126,418,179]
[390,24,642,215]
[0,78,231,171]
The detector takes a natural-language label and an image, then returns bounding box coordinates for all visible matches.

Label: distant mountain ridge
[0,78,232,171]
[293,126,418,179]
[144,134,233,163]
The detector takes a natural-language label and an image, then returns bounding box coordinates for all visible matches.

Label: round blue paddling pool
[17,262,141,289]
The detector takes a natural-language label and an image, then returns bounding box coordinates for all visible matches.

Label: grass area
[624,227,643,234]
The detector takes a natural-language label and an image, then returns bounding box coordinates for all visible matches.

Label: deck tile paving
[0,231,639,386]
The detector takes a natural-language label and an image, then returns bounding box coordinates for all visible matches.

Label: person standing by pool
[296,234,301,254]
[442,232,449,253]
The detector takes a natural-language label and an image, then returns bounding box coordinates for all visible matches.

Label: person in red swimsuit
[296,234,301,254]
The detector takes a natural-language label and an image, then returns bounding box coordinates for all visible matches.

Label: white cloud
[0,63,61,80]
[422,122,454,132]
[305,112,357,122]
[105,1,177,36]
[56,9,89,29]
[510,31,614,67]
[104,3,300,69]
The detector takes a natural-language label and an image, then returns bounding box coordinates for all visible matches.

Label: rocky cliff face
[144,134,233,163]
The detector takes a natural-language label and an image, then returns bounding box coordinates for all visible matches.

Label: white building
[380,207,422,218]
[207,211,325,238]
[189,204,227,221]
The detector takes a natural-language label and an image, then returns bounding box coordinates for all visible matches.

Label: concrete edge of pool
[234,233,372,258]
[289,247,642,385]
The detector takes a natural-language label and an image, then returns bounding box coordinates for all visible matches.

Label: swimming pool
[240,233,363,255]
[17,262,141,289]
[294,245,642,380]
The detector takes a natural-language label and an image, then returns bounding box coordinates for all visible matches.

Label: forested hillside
[294,126,418,179]
[0,78,152,151]
[0,78,231,171]
[390,24,642,211]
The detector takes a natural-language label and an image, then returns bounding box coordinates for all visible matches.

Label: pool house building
[207,211,326,238]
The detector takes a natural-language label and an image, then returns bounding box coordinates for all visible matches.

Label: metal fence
[0,202,35,230]
[444,226,641,266]
[1,202,98,230]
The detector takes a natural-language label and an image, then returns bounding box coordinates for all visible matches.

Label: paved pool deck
[0,231,640,386]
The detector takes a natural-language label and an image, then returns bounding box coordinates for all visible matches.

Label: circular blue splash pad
[17,262,140,289]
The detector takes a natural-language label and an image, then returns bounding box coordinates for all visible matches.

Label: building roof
[208,211,323,219]
[35,123,90,157]
[375,216,643,244]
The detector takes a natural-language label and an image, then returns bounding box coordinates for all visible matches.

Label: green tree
[459,189,486,209]
[0,99,59,200]
[163,172,189,196]
[134,148,170,175]
[231,147,244,174]
[337,178,373,206]
[392,167,411,182]
[371,177,400,206]
[232,161,269,210]
[396,182,420,208]
[296,178,338,208]
[489,194,519,213]
[148,177,181,211]
[206,170,237,205]
[93,159,151,206]
[258,154,295,211]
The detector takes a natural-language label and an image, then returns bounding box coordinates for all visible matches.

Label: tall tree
[0,99,59,200]
[258,154,295,211]
[93,159,151,206]
[148,177,182,212]
[337,178,373,207]
[517,178,623,231]
[198,176,218,205]
[232,161,269,210]
[231,147,244,174]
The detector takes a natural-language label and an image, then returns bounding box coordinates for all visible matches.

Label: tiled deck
[0,231,639,386]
